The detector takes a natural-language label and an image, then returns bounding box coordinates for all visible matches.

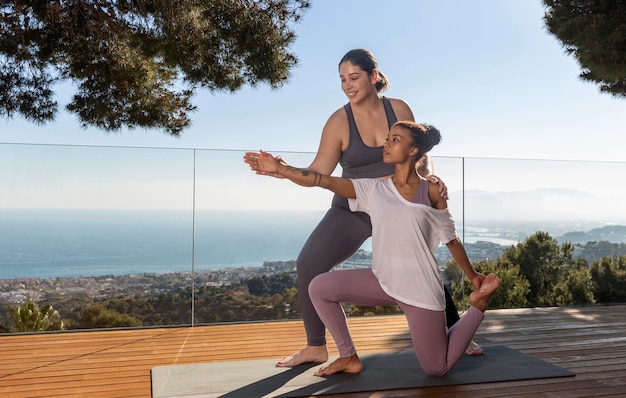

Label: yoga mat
[151,346,575,398]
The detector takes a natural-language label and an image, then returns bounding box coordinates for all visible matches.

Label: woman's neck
[350,93,381,111]
[391,164,420,187]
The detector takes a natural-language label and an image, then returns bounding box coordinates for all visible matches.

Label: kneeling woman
[255,121,500,377]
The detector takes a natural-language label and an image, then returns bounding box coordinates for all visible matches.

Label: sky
[1,0,626,214]
[1,0,624,162]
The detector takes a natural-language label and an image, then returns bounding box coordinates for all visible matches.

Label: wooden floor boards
[1,304,625,397]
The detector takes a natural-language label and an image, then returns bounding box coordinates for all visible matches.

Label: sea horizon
[1,208,622,280]
[0,208,329,279]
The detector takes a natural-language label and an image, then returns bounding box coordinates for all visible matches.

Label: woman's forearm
[277,163,356,198]
[278,164,329,188]
[256,150,355,197]
[446,238,478,279]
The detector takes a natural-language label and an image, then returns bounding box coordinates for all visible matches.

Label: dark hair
[339,48,389,93]
[393,121,442,161]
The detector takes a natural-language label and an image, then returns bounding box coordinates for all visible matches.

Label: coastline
[0,261,298,306]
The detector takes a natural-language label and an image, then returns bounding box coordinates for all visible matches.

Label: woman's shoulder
[328,105,348,119]
[421,177,438,196]
[323,106,350,131]
[426,179,448,210]
[385,97,414,121]
[351,177,384,189]
[385,96,409,105]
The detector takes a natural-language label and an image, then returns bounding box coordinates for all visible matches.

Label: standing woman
[244,49,480,367]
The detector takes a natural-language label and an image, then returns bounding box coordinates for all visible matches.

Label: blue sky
[1,0,624,163]
[2,1,626,214]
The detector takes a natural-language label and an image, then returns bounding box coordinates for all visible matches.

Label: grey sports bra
[339,96,396,179]
[411,178,432,206]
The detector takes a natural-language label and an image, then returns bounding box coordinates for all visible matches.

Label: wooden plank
[0,305,625,398]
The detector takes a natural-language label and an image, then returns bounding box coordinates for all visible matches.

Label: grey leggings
[296,202,461,346]
[309,269,484,376]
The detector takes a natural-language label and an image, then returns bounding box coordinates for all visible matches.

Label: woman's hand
[468,272,486,292]
[424,174,448,200]
[256,150,284,175]
[243,151,286,178]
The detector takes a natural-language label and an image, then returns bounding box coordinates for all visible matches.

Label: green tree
[283,286,300,317]
[10,299,65,332]
[591,255,626,303]
[501,232,562,306]
[0,301,12,333]
[498,232,596,306]
[483,258,531,309]
[78,303,142,329]
[247,275,270,296]
[449,259,531,310]
[543,0,626,98]
[0,0,310,135]
[552,261,595,306]
[577,240,626,264]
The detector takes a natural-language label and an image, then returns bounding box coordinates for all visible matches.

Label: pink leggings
[309,268,484,377]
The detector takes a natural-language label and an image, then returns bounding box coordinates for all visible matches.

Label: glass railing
[1,143,625,333]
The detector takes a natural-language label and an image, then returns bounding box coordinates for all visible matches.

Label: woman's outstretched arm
[257,150,356,199]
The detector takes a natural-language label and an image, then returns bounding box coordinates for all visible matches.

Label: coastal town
[0,241,509,307]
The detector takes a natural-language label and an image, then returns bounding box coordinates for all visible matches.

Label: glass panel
[192,150,329,324]
[2,142,625,333]
[463,158,626,239]
[0,144,195,331]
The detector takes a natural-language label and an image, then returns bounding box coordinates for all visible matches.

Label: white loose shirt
[348,178,458,311]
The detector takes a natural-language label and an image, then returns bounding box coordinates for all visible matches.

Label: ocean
[3,209,609,281]
[0,209,338,279]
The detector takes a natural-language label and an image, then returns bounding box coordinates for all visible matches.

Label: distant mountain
[449,188,626,222]
[559,225,626,244]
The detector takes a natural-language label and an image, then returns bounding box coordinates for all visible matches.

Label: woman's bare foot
[465,340,484,356]
[470,273,501,312]
[314,354,362,376]
[276,345,329,367]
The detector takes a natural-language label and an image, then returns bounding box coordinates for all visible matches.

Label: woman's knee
[421,363,448,377]
[296,255,327,284]
[308,273,328,296]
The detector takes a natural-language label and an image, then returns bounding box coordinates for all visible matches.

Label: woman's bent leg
[444,285,484,356]
[399,303,484,377]
[445,307,485,365]
[309,269,396,357]
[297,207,372,346]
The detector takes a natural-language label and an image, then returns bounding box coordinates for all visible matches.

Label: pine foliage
[543,0,626,98]
[0,0,310,135]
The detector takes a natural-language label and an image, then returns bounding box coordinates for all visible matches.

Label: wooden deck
[1,304,626,398]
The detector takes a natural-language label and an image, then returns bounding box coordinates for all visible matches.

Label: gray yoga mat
[151,346,575,398]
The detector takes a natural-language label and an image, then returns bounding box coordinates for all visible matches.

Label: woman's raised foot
[470,274,501,312]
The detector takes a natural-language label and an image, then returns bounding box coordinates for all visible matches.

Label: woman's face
[383,126,415,164]
[339,61,376,103]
